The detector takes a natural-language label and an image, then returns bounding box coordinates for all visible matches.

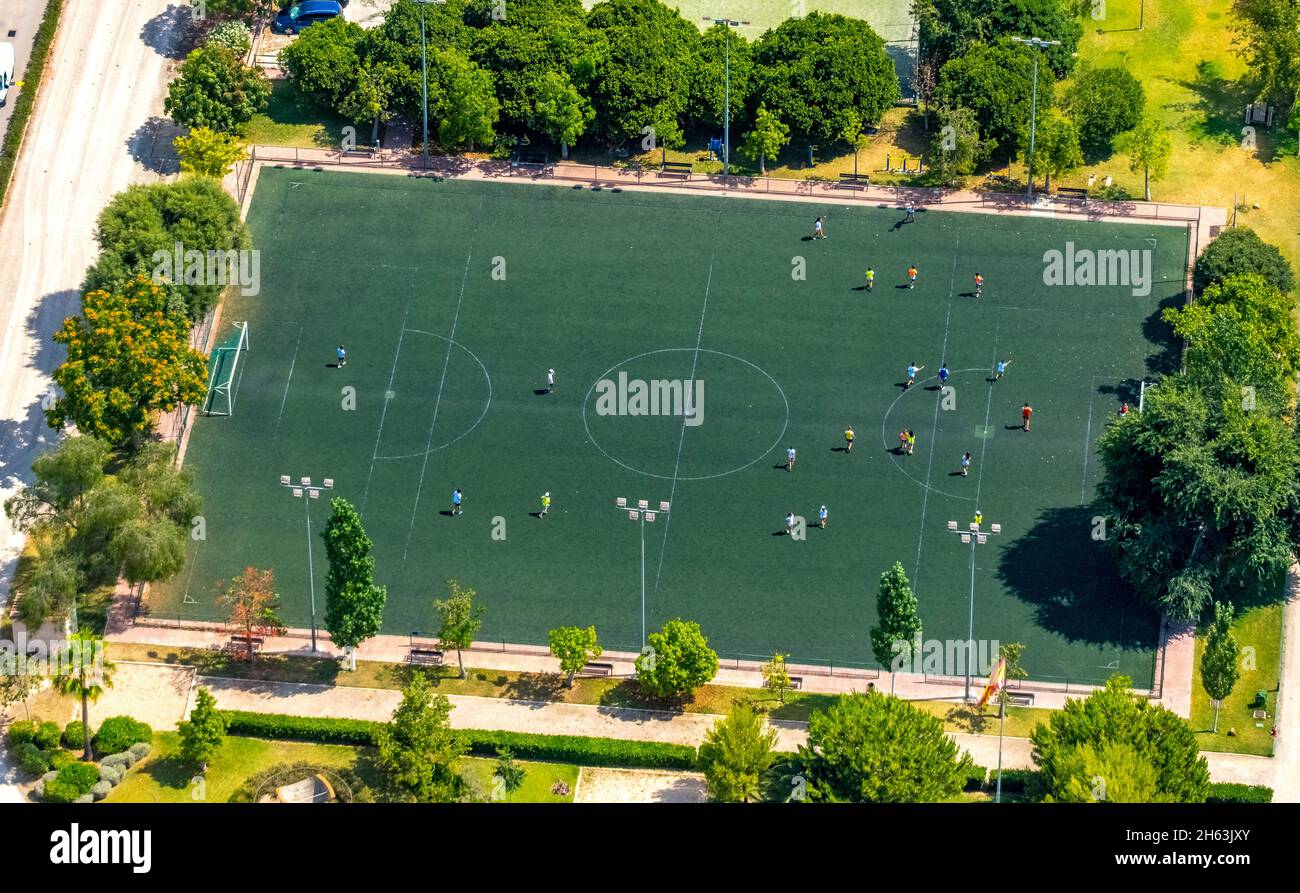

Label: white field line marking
[403,206,484,562]
[360,306,410,517]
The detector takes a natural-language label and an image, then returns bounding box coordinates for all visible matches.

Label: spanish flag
[976,656,1007,708]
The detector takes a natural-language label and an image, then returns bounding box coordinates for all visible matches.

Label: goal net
[202,322,250,416]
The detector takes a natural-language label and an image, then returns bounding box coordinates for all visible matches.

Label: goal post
[202,321,250,416]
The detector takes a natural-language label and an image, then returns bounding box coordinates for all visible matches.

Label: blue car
[273,1,344,35]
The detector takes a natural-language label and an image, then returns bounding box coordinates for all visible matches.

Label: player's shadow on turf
[439,510,455,517]
[894,284,912,290]
[851,286,871,292]
[533,388,549,396]
[831,446,850,453]
[1004,424,1024,431]
[327,363,343,369]
[924,384,943,392]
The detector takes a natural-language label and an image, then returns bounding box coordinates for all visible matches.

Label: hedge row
[218,710,698,770]
[0,0,64,209]
[1206,783,1273,804]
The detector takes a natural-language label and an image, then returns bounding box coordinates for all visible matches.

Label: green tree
[1231,0,1300,105]
[869,561,922,692]
[1064,64,1146,151]
[52,631,115,760]
[435,48,499,150]
[750,12,899,146]
[934,42,1047,159]
[697,703,778,803]
[1027,110,1084,192]
[547,625,601,688]
[582,0,698,147]
[493,747,526,798]
[321,498,388,671]
[433,579,484,680]
[1043,741,1171,803]
[1201,602,1240,733]
[635,618,719,700]
[1122,115,1172,200]
[530,69,593,157]
[739,103,790,174]
[927,105,986,184]
[793,692,973,802]
[48,276,209,446]
[915,0,1083,77]
[174,127,247,179]
[688,23,754,131]
[0,669,39,722]
[996,642,1029,710]
[375,674,465,803]
[1032,675,1210,802]
[761,652,792,704]
[1193,226,1295,295]
[278,15,367,109]
[164,45,270,134]
[178,687,227,772]
[204,20,254,56]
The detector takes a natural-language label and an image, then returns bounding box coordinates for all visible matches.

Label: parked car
[272,1,344,35]
[0,43,15,107]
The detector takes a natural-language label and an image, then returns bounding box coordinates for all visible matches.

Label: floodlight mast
[280,475,335,652]
[703,17,750,177]
[1011,36,1061,198]
[616,498,671,648]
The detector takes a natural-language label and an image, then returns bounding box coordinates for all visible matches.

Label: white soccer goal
[202,321,250,416]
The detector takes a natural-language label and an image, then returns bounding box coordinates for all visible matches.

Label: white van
[0,43,15,106]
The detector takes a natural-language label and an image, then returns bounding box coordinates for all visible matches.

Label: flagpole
[996,693,1005,803]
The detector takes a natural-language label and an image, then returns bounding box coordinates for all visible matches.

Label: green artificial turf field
[151,166,1190,687]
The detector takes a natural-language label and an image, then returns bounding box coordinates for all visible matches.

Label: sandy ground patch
[574,766,708,803]
[88,661,197,731]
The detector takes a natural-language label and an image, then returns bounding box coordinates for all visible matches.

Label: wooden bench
[787,676,804,691]
[835,172,871,190]
[660,161,692,179]
[1006,691,1035,707]
[406,647,445,667]
[1056,187,1088,202]
[511,151,549,169]
[226,634,264,655]
[578,661,616,677]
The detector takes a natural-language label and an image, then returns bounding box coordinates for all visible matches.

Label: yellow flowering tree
[48,275,208,445]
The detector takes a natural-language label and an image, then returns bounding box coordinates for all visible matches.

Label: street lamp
[1010,36,1061,199]
[414,0,447,168]
[281,475,334,652]
[616,497,671,647]
[946,516,1001,702]
[702,17,749,177]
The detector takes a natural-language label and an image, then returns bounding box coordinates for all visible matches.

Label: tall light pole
[414,0,446,168]
[616,497,670,647]
[703,17,749,177]
[1011,36,1060,199]
[947,516,1001,702]
[281,475,333,652]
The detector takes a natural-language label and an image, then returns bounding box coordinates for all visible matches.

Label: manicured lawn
[1190,602,1282,756]
[243,78,362,150]
[106,732,578,803]
[105,641,1053,736]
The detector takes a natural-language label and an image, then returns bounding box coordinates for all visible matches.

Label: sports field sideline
[149,165,1191,687]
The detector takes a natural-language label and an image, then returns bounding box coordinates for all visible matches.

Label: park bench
[226,634,264,655]
[1056,186,1088,203]
[406,633,444,666]
[787,676,804,691]
[578,661,616,677]
[660,160,692,179]
[835,172,871,190]
[1006,691,1034,707]
[511,151,549,170]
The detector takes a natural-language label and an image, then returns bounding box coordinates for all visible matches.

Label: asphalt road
[0,0,48,138]
[0,0,187,607]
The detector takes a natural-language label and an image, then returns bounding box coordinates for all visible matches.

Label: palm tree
[53,630,116,760]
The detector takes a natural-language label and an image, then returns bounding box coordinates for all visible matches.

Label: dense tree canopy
[934,41,1048,158]
[750,12,899,146]
[1032,676,1210,802]
[1193,226,1295,295]
[915,0,1083,77]
[164,45,271,134]
[1064,64,1146,151]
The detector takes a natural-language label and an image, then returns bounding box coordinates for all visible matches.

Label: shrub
[75,794,94,804]
[63,720,91,749]
[35,721,62,750]
[55,761,102,796]
[101,752,130,769]
[204,20,252,56]
[993,769,1043,797]
[129,741,152,760]
[6,720,38,747]
[0,0,63,208]
[963,762,988,792]
[1206,782,1273,803]
[219,710,699,769]
[42,778,82,803]
[49,749,75,771]
[13,742,50,776]
[94,716,153,756]
[91,780,112,801]
[99,763,123,786]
